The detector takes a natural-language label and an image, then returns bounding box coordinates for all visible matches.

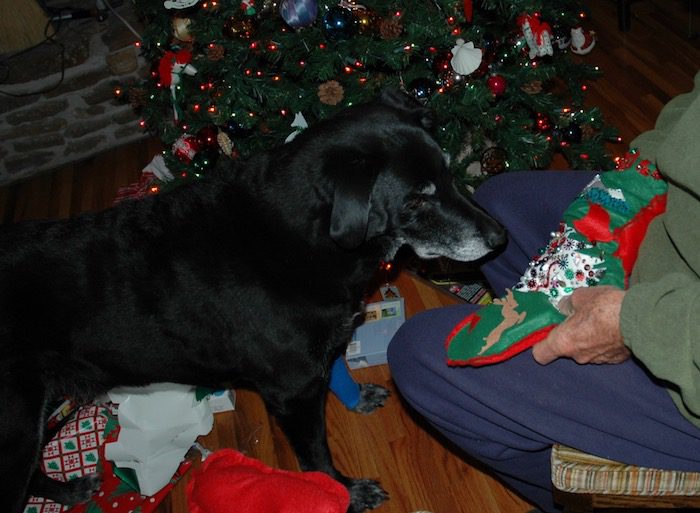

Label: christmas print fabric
[445,150,668,366]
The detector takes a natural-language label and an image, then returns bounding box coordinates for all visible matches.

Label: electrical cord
[101,0,142,39]
[0,0,140,97]
[0,15,67,97]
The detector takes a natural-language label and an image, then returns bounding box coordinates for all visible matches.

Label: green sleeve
[621,275,700,427]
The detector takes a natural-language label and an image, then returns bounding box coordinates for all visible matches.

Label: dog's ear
[378,88,434,130]
[329,156,380,250]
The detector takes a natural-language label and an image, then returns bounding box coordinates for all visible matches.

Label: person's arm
[621,275,700,417]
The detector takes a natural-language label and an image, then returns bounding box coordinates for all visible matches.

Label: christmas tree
[125,0,619,190]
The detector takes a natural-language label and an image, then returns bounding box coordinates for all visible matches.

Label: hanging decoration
[279,0,318,29]
[322,6,357,40]
[450,39,482,76]
[163,0,199,8]
[517,14,553,59]
[486,74,507,97]
[158,49,197,121]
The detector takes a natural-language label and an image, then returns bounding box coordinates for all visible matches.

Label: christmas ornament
[172,134,200,163]
[241,0,256,15]
[534,112,552,133]
[197,125,219,150]
[481,147,507,174]
[378,15,402,39]
[431,50,452,77]
[354,7,378,34]
[322,6,356,40]
[438,70,464,91]
[450,39,482,76]
[279,0,318,29]
[127,87,147,109]
[562,123,583,143]
[521,80,543,95]
[517,14,553,59]
[223,119,253,137]
[158,49,197,121]
[164,0,199,8]
[217,131,233,157]
[408,77,434,103]
[581,123,596,140]
[285,112,308,142]
[318,80,344,105]
[486,74,507,97]
[223,16,256,39]
[207,43,225,61]
[172,17,194,42]
[571,26,596,55]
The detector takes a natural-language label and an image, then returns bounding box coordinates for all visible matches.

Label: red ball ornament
[487,74,507,97]
[534,112,552,133]
[197,126,219,151]
[432,50,453,77]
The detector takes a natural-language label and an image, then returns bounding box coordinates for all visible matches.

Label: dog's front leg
[261,386,388,513]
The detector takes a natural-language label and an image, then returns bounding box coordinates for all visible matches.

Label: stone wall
[0,0,148,186]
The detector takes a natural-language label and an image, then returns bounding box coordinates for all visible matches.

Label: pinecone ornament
[127,87,147,109]
[318,80,344,106]
[379,17,403,40]
[521,80,543,95]
[217,131,233,157]
[581,123,596,140]
[207,43,225,61]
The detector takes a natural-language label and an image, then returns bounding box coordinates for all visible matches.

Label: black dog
[0,89,505,513]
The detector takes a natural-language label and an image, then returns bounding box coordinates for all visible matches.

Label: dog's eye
[405,196,429,210]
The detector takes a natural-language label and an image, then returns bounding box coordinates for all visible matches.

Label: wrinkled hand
[532,285,631,365]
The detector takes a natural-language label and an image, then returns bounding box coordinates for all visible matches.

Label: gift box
[346,292,405,369]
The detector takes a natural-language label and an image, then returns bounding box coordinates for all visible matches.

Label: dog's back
[1,89,505,513]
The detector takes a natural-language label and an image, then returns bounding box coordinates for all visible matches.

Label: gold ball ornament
[172,17,194,42]
[354,8,378,34]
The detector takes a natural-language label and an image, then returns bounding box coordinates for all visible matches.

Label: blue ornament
[408,77,435,103]
[223,120,252,138]
[322,6,356,40]
[279,0,318,29]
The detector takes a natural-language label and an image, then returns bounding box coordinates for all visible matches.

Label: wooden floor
[1,1,699,512]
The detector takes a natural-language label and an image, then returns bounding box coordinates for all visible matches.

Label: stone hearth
[0,0,148,186]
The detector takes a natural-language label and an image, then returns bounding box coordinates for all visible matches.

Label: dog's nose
[482,221,507,249]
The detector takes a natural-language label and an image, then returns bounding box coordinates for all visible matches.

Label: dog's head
[319,89,505,262]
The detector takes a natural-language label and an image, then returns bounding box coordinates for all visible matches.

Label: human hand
[532,285,631,365]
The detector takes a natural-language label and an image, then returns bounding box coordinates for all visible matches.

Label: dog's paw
[60,474,102,505]
[347,478,388,512]
[351,383,390,414]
